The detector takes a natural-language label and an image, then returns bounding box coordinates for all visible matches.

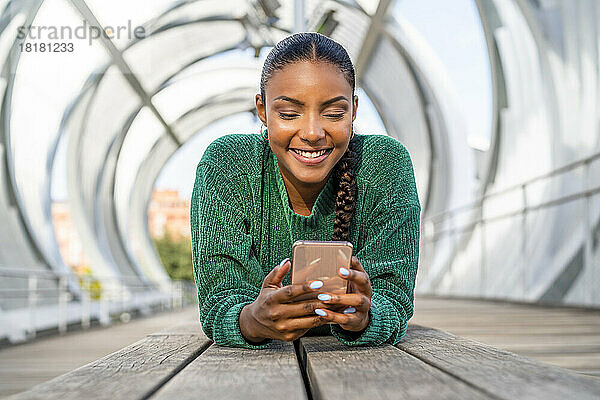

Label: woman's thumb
[264,258,290,287]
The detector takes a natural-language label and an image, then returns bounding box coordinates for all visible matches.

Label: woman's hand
[314,256,372,332]
[239,258,331,343]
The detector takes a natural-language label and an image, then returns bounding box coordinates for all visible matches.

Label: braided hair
[259,32,358,241]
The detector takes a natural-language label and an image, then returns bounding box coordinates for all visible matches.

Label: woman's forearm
[239,303,268,343]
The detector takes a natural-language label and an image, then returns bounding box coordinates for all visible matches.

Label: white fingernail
[343,307,356,314]
[310,280,323,289]
[315,309,327,316]
[279,258,289,267]
[318,294,331,301]
[339,267,349,276]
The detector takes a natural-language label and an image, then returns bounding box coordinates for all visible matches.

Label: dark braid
[331,136,358,241]
[259,32,358,242]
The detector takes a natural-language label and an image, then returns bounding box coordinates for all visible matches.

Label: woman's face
[256,60,358,188]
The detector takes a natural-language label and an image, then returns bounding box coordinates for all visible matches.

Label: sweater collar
[270,149,337,221]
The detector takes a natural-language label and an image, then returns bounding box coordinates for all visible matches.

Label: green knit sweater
[190,133,420,349]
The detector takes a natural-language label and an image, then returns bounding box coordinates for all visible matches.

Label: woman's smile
[289,147,334,165]
[255,59,358,212]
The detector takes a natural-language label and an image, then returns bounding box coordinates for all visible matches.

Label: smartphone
[291,240,353,303]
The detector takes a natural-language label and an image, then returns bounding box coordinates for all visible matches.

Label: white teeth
[292,149,328,158]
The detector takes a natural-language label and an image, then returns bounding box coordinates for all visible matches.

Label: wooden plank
[415,296,598,311]
[147,321,204,336]
[445,333,600,346]
[411,296,600,376]
[524,353,600,370]
[398,325,600,400]
[152,340,307,400]
[415,303,598,314]
[413,325,600,335]
[7,333,211,400]
[579,370,600,377]
[500,343,600,354]
[299,336,495,400]
[410,317,600,325]
[0,306,200,398]
[413,299,600,322]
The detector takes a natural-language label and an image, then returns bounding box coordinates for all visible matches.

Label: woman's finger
[271,300,330,319]
[268,279,324,304]
[316,293,367,309]
[262,258,290,289]
[350,256,366,272]
[317,309,354,326]
[320,308,370,332]
[275,314,328,332]
[338,266,371,296]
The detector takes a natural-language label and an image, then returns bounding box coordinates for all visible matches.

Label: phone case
[291,240,353,303]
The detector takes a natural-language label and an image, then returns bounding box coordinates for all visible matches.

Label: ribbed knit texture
[190,133,421,349]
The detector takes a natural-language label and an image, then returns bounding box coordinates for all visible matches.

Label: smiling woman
[190,32,421,349]
[256,57,359,218]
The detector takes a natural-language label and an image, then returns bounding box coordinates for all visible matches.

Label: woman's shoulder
[355,134,419,208]
[355,134,415,179]
[357,132,411,153]
[198,133,265,177]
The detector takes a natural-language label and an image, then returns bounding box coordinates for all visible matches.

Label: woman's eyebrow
[273,95,349,107]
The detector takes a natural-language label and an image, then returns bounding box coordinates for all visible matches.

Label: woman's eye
[278,112,344,119]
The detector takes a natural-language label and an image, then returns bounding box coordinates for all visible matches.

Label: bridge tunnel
[0,0,599,342]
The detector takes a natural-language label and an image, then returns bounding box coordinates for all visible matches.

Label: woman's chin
[290,169,332,185]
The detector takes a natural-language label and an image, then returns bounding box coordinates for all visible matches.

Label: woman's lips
[289,148,333,165]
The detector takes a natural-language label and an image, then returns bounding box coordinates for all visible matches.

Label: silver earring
[260,123,268,140]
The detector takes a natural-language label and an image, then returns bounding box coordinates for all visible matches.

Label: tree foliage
[152,232,194,281]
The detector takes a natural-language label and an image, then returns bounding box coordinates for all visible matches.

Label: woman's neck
[278,164,330,216]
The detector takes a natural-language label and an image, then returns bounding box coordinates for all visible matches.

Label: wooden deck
[1,296,599,398]
[410,296,600,377]
[6,322,600,399]
[0,306,200,397]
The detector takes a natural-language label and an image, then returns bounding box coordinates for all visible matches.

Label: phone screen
[291,240,353,302]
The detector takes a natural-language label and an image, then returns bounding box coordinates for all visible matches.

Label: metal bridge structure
[0,0,598,343]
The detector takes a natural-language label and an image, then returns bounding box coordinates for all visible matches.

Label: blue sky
[393,0,491,149]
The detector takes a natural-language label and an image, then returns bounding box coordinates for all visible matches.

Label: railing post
[480,203,486,296]
[121,280,126,320]
[583,161,593,305]
[447,211,454,276]
[99,279,109,326]
[81,276,90,329]
[171,281,177,309]
[179,280,184,309]
[520,184,528,300]
[27,274,37,339]
[58,275,67,334]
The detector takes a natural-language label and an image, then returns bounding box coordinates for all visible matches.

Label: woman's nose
[301,116,326,142]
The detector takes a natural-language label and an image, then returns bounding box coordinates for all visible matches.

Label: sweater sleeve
[330,203,420,346]
[190,161,272,349]
[330,142,421,347]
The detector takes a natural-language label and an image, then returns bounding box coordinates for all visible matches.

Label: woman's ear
[255,93,267,125]
[352,94,358,121]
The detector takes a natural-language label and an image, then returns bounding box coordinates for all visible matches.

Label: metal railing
[0,267,197,341]
[421,150,600,296]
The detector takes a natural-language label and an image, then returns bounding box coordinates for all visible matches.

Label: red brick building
[148,189,191,240]
[51,201,89,270]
